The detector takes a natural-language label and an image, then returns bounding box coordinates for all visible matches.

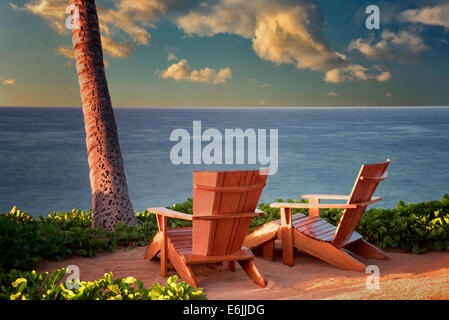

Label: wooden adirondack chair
[144,170,269,289]
[244,159,390,271]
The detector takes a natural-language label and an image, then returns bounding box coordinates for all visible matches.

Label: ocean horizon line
[1,105,449,110]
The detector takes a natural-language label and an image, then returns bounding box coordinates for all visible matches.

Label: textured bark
[70,0,136,230]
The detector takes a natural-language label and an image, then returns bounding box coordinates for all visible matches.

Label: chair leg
[166,239,199,289]
[228,261,236,272]
[144,231,162,260]
[262,239,275,260]
[160,236,168,277]
[280,226,294,266]
[279,208,294,266]
[238,259,266,288]
[345,239,389,260]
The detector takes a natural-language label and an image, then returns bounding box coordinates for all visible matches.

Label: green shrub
[2,268,206,300]
[0,207,160,272]
[149,275,207,300]
[357,195,449,253]
[0,207,42,272]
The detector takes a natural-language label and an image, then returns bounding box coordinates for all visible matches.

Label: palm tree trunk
[70,0,136,230]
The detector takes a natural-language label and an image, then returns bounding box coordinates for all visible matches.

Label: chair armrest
[193,210,264,220]
[301,194,350,201]
[148,207,193,220]
[271,197,382,210]
[270,202,357,209]
[149,207,265,221]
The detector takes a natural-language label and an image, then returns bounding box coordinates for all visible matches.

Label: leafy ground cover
[1,268,206,300]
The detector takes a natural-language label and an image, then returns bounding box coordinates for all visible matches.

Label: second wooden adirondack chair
[145,170,268,289]
[244,159,390,271]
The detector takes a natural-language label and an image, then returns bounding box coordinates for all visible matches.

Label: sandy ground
[37,241,449,300]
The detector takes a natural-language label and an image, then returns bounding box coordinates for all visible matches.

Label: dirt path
[37,243,449,300]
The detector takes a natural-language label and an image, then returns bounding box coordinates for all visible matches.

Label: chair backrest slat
[192,170,268,256]
[332,159,390,248]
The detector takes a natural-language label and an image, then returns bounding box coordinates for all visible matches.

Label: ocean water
[0,107,448,217]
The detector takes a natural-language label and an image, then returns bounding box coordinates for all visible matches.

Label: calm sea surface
[1,107,448,217]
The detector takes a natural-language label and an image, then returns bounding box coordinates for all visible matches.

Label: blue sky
[1,0,449,107]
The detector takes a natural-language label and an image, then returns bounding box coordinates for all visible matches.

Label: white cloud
[323,69,341,83]
[175,0,346,71]
[10,0,67,34]
[100,36,133,58]
[100,2,151,45]
[56,47,74,59]
[2,79,17,85]
[56,46,75,67]
[348,30,429,62]
[167,52,177,61]
[247,78,271,88]
[213,68,232,84]
[324,64,391,83]
[160,59,232,84]
[400,3,449,29]
[376,71,392,82]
